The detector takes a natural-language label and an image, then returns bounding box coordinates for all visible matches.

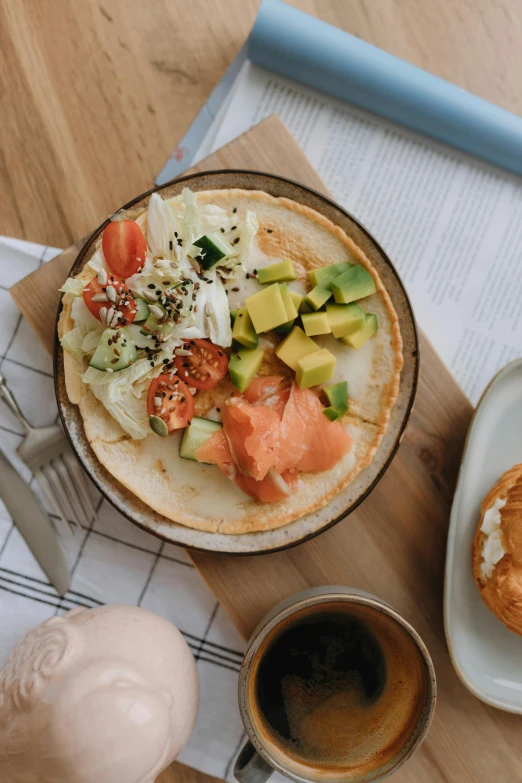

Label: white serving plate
[445,359,522,712]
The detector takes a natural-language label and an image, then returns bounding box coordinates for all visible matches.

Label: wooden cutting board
[10,116,522,782]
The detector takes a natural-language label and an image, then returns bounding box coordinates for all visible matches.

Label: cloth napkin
[0,237,249,780]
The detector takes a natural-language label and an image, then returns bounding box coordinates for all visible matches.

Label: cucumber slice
[193,233,234,270]
[134,297,150,323]
[89,328,137,372]
[179,418,222,461]
[140,304,174,339]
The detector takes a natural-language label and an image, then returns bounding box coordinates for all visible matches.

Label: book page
[209,62,522,404]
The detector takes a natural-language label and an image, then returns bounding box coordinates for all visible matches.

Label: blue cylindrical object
[249,0,522,176]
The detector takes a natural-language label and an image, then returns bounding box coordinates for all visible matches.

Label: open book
[157,0,522,404]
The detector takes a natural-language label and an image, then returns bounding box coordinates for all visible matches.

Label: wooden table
[2,3,522,783]
[1,0,522,247]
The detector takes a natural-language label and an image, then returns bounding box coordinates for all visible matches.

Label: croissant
[472,464,522,635]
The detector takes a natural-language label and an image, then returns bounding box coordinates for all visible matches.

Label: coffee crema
[248,601,427,780]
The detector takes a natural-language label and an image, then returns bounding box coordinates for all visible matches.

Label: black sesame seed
[216,407,221,413]
[232,287,240,292]
[267,229,273,233]
[148,283,155,289]
[233,237,240,245]
[169,240,173,250]
[246,273,250,279]
[177,238,183,246]
[231,225,237,231]
[253,269,258,274]
[232,207,237,213]
[220,227,225,233]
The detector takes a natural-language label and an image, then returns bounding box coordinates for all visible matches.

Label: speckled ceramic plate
[54,170,418,554]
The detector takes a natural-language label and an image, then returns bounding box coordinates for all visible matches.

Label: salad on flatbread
[58,187,402,534]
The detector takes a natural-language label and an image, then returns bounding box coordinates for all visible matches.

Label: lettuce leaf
[59,277,86,296]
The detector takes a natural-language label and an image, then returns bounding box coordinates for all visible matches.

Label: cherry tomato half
[83,273,137,328]
[102,219,147,279]
[174,339,228,391]
[147,375,194,431]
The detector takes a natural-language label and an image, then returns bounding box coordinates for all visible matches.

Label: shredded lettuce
[237,210,258,267]
[191,270,232,347]
[60,328,84,361]
[147,192,180,260]
[81,329,104,354]
[90,383,150,440]
[59,277,86,296]
[85,248,107,274]
[71,297,101,338]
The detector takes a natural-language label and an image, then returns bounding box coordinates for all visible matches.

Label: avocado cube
[232,307,259,349]
[229,348,265,392]
[257,258,297,284]
[322,381,349,420]
[331,265,377,304]
[302,311,331,337]
[275,326,318,371]
[273,320,295,336]
[245,283,288,333]
[341,314,378,349]
[304,286,332,311]
[289,290,304,311]
[230,308,237,325]
[296,349,336,389]
[193,233,234,269]
[279,283,299,321]
[326,302,366,338]
[308,262,351,289]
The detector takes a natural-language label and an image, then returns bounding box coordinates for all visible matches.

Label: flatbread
[58,189,402,533]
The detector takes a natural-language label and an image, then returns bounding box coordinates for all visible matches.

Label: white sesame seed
[154,396,162,407]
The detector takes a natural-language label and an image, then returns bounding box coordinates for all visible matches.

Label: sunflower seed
[106,307,115,325]
[97,267,108,285]
[174,348,192,356]
[106,285,118,304]
[153,396,162,407]
[91,292,108,302]
[149,304,164,319]
[99,307,108,324]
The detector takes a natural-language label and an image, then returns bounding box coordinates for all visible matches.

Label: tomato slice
[102,219,147,279]
[174,339,228,390]
[147,375,194,431]
[83,273,137,328]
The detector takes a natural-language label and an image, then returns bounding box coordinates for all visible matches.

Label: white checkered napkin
[0,237,248,780]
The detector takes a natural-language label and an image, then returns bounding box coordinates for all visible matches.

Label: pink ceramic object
[0,605,199,783]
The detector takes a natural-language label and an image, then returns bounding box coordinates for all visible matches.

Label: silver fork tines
[0,372,96,535]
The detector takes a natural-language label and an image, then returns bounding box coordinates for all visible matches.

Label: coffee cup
[235,587,436,783]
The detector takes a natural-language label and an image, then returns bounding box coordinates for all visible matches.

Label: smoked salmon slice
[195,379,353,503]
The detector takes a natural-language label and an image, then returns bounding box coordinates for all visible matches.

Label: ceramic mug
[234,587,436,783]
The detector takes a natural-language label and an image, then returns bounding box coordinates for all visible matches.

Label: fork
[0,371,95,533]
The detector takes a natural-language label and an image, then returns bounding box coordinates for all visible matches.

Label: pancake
[58,188,402,534]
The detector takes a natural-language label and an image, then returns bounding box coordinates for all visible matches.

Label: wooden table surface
[1,0,522,248]
[2,3,522,783]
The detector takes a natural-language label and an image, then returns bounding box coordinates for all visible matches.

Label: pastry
[472,463,522,634]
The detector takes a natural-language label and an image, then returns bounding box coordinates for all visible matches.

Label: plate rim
[53,168,419,555]
[444,358,522,713]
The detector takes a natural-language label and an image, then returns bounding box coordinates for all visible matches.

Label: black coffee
[250,602,426,778]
